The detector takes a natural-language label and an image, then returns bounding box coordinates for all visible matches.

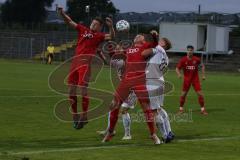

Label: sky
[0,0,240,14]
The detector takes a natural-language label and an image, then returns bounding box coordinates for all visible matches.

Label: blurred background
[0,0,239,71]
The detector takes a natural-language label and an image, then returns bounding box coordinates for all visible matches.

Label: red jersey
[123,42,156,80]
[68,24,105,85]
[75,24,105,56]
[177,56,201,82]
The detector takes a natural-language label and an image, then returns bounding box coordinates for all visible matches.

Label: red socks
[198,95,205,108]
[144,109,155,135]
[69,95,89,116]
[108,109,155,135]
[82,96,89,113]
[108,108,120,133]
[69,96,77,114]
[179,95,205,109]
[180,96,186,108]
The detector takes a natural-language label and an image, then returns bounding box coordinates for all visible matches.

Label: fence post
[30,38,33,59]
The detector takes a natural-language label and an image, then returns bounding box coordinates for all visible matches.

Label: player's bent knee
[69,86,77,96]
[121,108,129,114]
[197,91,203,96]
[111,99,121,109]
[152,109,158,114]
[181,92,187,97]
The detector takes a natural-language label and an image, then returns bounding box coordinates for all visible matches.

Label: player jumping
[102,34,172,144]
[176,45,208,115]
[57,6,115,129]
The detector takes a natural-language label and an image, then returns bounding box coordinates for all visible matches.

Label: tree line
[0,0,118,25]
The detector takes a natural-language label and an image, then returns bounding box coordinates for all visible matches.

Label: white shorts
[146,81,165,110]
[121,91,137,109]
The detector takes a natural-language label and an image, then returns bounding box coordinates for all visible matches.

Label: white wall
[160,23,198,51]
[206,25,217,53]
[216,27,229,52]
[197,26,206,50]
[160,23,229,54]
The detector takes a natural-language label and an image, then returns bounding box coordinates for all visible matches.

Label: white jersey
[110,59,125,79]
[146,45,169,82]
[146,45,169,108]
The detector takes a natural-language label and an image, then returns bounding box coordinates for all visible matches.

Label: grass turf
[0,59,240,160]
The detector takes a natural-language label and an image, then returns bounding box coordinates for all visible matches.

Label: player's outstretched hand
[150,30,159,36]
[105,17,113,28]
[202,76,206,81]
[56,6,63,14]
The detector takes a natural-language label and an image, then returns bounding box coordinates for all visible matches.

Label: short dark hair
[93,17,104,25]
[187,45,194,50]
[162,37,172,50]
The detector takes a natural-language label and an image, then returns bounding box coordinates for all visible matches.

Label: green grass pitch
[0,59,240,160]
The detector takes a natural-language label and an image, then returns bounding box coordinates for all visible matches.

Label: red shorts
[182,80,201,92]
[114,78,150,106]
[68,65,91,87]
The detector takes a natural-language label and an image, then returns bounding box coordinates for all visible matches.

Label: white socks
[155,113,168,139]
[159,108,172,134]
[122,113,131,136]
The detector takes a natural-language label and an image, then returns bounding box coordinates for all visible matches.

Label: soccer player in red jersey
[57,7,115,129]
[102,34,172,144]
[176,45,208,115]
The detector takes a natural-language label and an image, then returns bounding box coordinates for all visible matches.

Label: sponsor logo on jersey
[82,31,94,39]
[186,66,196,70]
[127,48,140,54]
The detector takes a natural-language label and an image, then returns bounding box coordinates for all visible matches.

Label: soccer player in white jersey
[142,36,175,143]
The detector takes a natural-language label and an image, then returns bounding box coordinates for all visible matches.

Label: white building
[159,22,230,55]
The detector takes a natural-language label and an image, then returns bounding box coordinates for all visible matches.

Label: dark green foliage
[1,0,54,24]
[67,0,119,23]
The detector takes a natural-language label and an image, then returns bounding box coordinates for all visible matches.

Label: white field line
[165,93,240,96]
[0,88,37,91]
[1,136,240,156]
[0,88,240,97]
[0,93,240,98]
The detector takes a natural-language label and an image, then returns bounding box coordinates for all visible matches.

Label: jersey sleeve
[142,42,151,49]
[152,45,161,55]
[75,24,85,33]
[144,41,157,49]
[177,58,184,69]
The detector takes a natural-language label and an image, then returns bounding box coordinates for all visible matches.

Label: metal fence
[0,36,46,59]
[0,30,77,61]
[0,27,239,61]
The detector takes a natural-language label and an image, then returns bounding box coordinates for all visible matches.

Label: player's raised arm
[141,30,158,57]
[97,51,108,65]
[141,48,154,58]
[142,37,171,58]
[57,7,77,29]
[150,30,159,46]
[104,17,115,40]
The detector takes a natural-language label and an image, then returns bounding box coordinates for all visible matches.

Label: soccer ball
[116,20,130,32]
